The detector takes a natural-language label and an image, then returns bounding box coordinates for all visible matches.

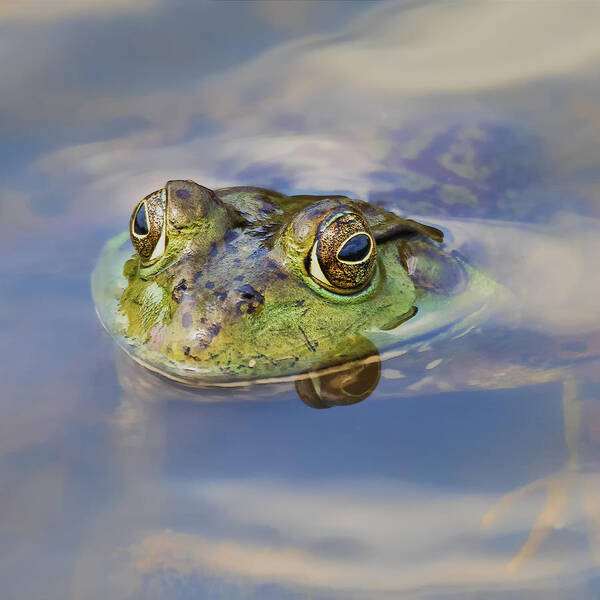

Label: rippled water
[2,2,600,598]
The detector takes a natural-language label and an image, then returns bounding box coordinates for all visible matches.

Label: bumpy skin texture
[93,180,487,384]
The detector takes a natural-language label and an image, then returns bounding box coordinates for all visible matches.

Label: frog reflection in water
[93,180,600,572]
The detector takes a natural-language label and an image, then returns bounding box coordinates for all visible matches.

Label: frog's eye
[309,211,377,294]
[129,188,167,266]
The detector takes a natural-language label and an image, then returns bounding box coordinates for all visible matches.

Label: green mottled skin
[93,181,500,385]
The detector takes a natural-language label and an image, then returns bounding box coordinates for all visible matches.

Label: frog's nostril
[236,284,263,301]
[235,284,265,316]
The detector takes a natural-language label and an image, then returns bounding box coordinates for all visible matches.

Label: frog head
[93,180,446,384]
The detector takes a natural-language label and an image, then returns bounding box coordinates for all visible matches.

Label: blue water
[2,2,600,598]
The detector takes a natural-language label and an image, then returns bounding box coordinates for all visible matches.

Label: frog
[92,179,502,387]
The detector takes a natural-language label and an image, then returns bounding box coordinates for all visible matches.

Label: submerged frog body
[93,180,499,385]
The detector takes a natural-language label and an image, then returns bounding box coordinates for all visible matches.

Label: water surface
[2,1,600,598]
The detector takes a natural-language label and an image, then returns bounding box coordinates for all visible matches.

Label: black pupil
[338,233,371,262]
[134,203,149,236]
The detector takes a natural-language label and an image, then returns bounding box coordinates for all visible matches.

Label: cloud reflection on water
[2,1,600,599]
[0,0,159,22]
[118,478,600,597]
[2,0,598,238]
